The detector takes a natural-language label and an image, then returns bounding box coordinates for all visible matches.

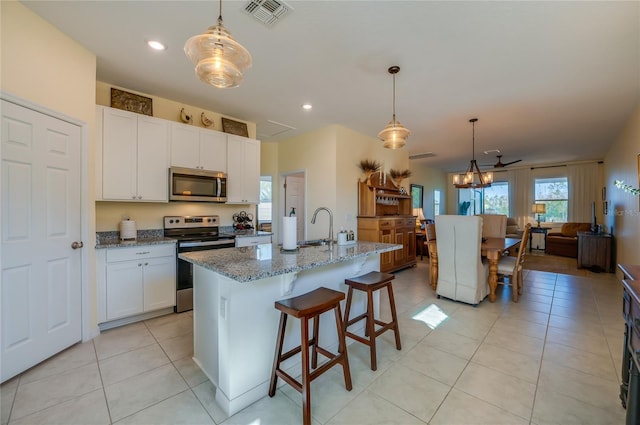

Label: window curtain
[510,167,532,228]
[567,163,600,222]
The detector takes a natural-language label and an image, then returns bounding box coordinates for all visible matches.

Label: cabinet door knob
[71,241,84,249]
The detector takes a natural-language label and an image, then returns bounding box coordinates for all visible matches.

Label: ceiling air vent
[409,152,435,160]
[244,0,293,27]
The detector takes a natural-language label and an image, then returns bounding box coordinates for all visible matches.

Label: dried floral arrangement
[390,169,412,180]
[358,159,381,174]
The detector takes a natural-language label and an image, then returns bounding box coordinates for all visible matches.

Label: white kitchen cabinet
[226,135,260,204]
[170,123,227,172]
[97,244,176,324]
[98,106,169,202]
[235,234,272,247]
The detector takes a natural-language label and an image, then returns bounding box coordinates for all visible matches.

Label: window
[534,177,568,222]
[258,176,272,225]
[411,184,423,209]
[433,190,441,216]
[458,188,482,215]
[483,182,509,215]
[458,181,509,216]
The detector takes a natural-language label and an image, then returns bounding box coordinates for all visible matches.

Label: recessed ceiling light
[302,103,312,110]
[147,40,166,51]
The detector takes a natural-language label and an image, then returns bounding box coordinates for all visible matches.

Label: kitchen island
[179,241,401,416]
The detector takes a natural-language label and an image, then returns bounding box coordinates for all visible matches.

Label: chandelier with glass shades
[378,66,411,149]
[184,0,252,88]
[452,118,493,188]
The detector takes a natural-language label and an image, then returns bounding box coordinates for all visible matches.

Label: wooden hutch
[357,173,416,273]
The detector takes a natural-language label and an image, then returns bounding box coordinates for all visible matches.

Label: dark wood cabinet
[358,217,416,273]
[577,232,612,272]
[618,264,640,424]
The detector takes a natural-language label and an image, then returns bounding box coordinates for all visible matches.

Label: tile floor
[1,260,627,424]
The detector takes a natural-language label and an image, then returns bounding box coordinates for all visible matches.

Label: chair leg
[269,312,287,397]
[333,305,352,391]
[366,289,377,371]
[511,274,519,303]
[301,316,311,425]
[343,287,353,333]
[518,269,524,294]
[386,284,402,351]
[311,314,319,369]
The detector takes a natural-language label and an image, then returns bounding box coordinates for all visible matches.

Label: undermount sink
[298,239,332,248]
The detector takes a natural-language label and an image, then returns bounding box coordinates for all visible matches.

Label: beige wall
[273,124,410,241]
[1,2,96,123]
[95,202,254,232]
[410,165,448,219]
[96,82,256,139]
[604,105,640,267]
[1,1,99,330]
[277,126,337,241]
[335,125,409,234]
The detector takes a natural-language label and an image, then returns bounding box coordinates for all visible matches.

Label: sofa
[506,217,524,238]
[545,222,591,258]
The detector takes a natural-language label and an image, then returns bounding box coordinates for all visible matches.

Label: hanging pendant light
[452,118,493,189]
[184,0,252,88]
[378,66,410,149]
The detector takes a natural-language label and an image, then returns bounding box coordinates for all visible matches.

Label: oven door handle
[179,239,234,248]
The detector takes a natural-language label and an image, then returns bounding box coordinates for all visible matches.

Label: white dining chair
[477,214,507,238]
[434,215,489,306]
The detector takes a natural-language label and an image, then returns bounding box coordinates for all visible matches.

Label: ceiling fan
[483,155,522,168]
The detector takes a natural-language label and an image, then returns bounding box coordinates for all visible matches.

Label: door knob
[71,241,84,249]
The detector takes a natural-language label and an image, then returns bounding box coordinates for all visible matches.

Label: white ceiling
[22,1,639,172]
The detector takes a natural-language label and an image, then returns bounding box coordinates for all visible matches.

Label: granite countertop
[179,241,401,283]
[95,236,176,249]
[95,229,176,249]
[220,229,273,238]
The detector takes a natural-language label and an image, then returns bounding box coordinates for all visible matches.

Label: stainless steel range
[164,215,235,312]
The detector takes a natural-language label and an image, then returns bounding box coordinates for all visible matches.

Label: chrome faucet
[311,207,334,243]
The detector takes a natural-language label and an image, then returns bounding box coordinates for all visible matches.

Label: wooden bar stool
[343,271,401,371]
[268,287,352,425]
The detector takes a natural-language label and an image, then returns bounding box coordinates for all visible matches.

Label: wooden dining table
[427,237,522,302]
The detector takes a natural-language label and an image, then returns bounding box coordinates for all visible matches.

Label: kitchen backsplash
[95,201,256,232]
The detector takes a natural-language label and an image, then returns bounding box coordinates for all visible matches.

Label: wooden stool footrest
[274,347,349,395]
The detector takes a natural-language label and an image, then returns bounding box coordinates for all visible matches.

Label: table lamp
[531,203,546,227]
[413,207,425,229]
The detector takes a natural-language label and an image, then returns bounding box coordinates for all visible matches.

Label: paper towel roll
[282,217,297,250]
[120,220,137,241]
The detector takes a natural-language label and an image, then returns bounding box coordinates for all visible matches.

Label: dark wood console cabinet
[577,232,612,272]
[618,264,640,424]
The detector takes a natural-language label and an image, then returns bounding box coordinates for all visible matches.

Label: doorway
[1,98,84,382]
[282,171,306,242]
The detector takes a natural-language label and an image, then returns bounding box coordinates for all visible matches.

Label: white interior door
[285,175,305,241]
[1,100,82,383]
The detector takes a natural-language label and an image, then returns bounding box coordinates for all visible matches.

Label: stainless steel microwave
[169,167,227,202]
